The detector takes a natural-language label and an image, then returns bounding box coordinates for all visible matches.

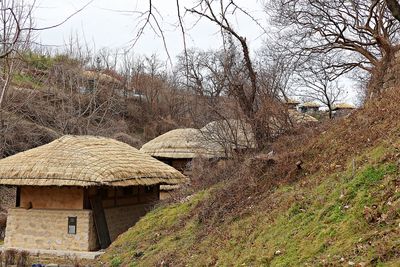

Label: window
[68,217,77,235]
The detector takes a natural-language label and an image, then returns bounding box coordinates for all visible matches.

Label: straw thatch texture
[0,135,185,187]
[82,70,121,85]
[333,103,356,110]
[200,119,256,155]
[300,102,321,108]
[140,128,215,159]
[288,110,318,123]
[283,98,300,105]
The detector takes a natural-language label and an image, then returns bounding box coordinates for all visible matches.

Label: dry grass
[101,86,400,266]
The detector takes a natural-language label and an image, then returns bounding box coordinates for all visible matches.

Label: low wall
[104,204,151,241]
[4,208,97,251]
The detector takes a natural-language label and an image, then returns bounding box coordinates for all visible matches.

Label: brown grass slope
[100,88,400,266]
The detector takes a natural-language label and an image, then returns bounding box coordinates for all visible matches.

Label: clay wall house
[299,102,321,113]
[140,124,256,199]
[332,103,356,117]
[140,128,213,199]
[0,135,185,251]
[287,109,318,124]
[283,99,300,110]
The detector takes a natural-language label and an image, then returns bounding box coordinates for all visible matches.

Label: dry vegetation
[100,86,400,266]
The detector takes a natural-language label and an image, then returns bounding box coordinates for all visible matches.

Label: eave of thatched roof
[300,102,321,108]
[333,103,356,110]
[200,119,256,152]
[288,110,318,123]
[140,128,215,159]
[0,135,185,187]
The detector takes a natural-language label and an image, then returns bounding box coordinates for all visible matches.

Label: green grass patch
[13,73,44,89]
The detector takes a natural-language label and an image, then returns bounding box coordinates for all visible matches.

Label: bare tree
[183,0,286,150]
[296,57,347,119]
[0,0,34,110]
[386,0,400,21]
[270,0,400,98]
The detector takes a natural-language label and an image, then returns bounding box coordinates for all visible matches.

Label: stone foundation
[4,208,97,251]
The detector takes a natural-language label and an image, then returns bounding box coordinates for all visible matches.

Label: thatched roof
[333,103,356,110]
[200,119,256,153]
[140,128,214,159]
[82,70,121,85]
[288,110,318,123]
[0,135,185,187]
[300,102,321,108]
[283,98,300,105]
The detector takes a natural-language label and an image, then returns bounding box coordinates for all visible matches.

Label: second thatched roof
[0,135,185,187]
[288,109,318,123]
[140,128,214,159]
[200,119,256,153]
[333,103,356,110]
[300,102,321,108]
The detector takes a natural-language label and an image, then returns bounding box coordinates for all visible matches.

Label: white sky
[31,0,267,60]
[29,0,357,104]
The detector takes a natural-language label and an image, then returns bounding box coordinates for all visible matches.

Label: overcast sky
[31,0,268,60]
[29,0,357,104]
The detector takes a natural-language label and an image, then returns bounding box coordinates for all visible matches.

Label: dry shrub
[191,124,323,226]
[160,157,239,205]
[112,132,142,148]
[16,251,29,267]
[183,85,400,229]
[0,213,6,239]
[190,157,238,191]
[4,249,17,266]
[194,155,275,225]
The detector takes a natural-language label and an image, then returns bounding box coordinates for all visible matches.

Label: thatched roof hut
[300,102,321,108]
[288,109,318,123]
[0,135,185,187]
[140,128,214,159]
[1,135,186,252]
[200,119,256,154]
[332,103,356,110]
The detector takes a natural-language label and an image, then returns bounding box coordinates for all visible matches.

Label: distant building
[0,135,185,251]
[299,102,321,113]
[283,99,301,110]
[333,103,356,117]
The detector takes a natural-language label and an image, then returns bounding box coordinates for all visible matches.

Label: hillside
[100,88,400,266]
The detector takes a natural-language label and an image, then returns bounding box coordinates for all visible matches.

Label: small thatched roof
[333,103,356,110]
[283,98,300,105]
[82,70,121,85]
[0,135,185,187]
[300,102,321,108]
[140,128,214,159]
[288,110,318,123]
[200,119,256,154]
